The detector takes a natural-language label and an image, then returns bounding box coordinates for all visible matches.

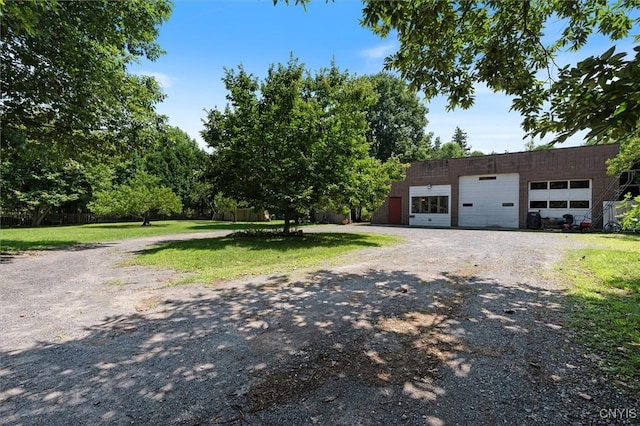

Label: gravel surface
[1,225,638,425]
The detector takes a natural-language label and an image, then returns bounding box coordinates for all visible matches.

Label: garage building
[372,144,623,229]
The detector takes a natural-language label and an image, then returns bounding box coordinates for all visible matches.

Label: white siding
[409,185,451,227]
[459,174,520,228]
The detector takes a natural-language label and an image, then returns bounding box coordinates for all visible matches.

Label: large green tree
[142,127,209,212]
[0,154,111,226]
[201,58,379,233]
[363,73,431,162]
[0,0,172,161]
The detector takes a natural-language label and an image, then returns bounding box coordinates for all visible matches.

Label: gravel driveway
[0,225,637,425]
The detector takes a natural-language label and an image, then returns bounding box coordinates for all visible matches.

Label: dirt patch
[0,226,637,425]
[135,296,163,312]
[247,298,463,415]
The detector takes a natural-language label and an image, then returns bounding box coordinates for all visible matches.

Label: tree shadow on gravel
[0,241,117,263]
[0,269,624,425]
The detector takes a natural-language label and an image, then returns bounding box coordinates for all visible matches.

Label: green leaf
[613,102,628,117]
[601,45,616,61]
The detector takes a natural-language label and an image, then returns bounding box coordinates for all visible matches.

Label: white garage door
[528,179,592,221]
[459,174,520,228]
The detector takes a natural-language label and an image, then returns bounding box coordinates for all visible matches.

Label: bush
[619,194,640,230]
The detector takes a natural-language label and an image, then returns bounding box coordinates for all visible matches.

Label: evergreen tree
[451,127,469,155]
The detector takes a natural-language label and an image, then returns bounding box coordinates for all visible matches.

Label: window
[411,197,421,214]
[411,196,449,214]
[530,182,547,190]
[529,180,591,210]
[462,203,473,207]
[570,180,590,189]
[570,200,590,208]
[550,201,568,208]
[550,181,568,189]
[502,203,514,207]
[479,176,497,181]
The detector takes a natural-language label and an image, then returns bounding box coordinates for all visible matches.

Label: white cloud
[359,42,397,59]
[135,71,176,89]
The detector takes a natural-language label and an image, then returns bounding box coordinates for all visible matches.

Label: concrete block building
[372,144,622,229]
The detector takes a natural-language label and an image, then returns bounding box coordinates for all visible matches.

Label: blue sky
[132,0,635,154]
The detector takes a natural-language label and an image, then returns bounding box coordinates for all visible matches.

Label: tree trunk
[142,213,151,226]
[32,205,52,227]
[283,211,291,234]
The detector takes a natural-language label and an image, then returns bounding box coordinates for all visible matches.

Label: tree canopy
[88,171,183,226]
[0,0,172,161]
[345,156,407,221]
[363,73,431,162]
[1,120,210,225]
[202,58,402,232]
[435,142,466,160]
[0,155,111,226]
[618,193,640,230]
[451,126,470,155]
[359,1,639,157]
[142,127,209,212]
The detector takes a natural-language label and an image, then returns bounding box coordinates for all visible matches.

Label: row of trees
[1,0,177,226]
[4,1,638,228]
[1,0,473,230]
[0,125,210,226]
[3,63,450,227]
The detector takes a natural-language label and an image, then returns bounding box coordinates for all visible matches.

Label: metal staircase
[588,170,637,228]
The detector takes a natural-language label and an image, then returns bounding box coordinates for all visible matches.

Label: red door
[388,197,402,225]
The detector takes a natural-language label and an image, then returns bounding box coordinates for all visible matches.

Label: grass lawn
[130,232,402,283]
[0,220,290,253]
[560,233,640,393]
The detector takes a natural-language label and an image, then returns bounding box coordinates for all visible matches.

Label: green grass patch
[560,233,640,393]
[130,232,402,283]
[0,220,290,253]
